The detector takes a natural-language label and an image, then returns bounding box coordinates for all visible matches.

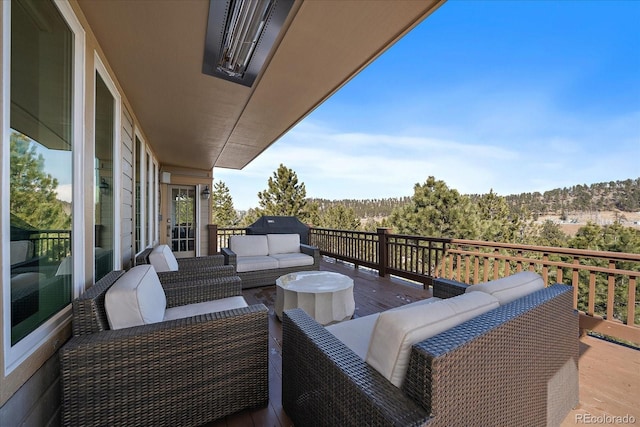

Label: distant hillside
[310,178,640,220]
[308,197,412,219]
[501,178,640,217]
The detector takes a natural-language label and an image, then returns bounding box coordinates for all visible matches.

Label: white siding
[120,107,134,269]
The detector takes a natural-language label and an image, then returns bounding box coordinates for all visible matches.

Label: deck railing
[211,225,639,344]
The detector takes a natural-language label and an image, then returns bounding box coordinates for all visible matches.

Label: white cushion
[235,256,279,272]
[148,245,179,272]
[163,296,248,321]
[229,235,269,257]
[366,292,499,387]
[326,314,380,360]
[271,253,314,268]
[465,271,544,305]
[105,265,167,330]
[11,272,44,299]
[267,234,300,255]
[10,240,34,265]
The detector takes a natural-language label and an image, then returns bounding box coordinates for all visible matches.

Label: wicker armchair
[60,270,269,426]
[136,246,237,285]
[282,281,578,426]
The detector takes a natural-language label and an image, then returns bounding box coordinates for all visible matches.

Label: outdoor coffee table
[275,271,355,325]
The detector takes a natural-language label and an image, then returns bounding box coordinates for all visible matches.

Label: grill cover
[245,216,310,244]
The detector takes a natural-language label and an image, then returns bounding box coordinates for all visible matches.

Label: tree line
[212,164,640,249]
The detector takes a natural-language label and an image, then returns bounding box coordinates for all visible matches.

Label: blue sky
[215,0,640,211]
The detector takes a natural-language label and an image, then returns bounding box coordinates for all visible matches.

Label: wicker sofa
[282,272,579,427]
[59,267,269,426]
[222,233,320,288]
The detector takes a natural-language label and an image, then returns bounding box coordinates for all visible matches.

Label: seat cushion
[105,265,167,330]
[164,296,248,321]
[229,235,269,257]
[267,234,300,255]
[235,255,279,272]
[465,271,544,305]
[366,292,499,387]
[148,244,179,272]
[271,253,314,268]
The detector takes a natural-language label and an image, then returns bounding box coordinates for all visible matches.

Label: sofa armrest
[432,277,469,298]
[176,254,225,269]
[221,247,237,266]
[300,244,320,262]
[60,304,269,426]
[162,275,242,308]
[403,284,578,426]
[282,308,430,426]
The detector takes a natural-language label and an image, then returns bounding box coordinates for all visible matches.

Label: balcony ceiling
[77,0,444,171]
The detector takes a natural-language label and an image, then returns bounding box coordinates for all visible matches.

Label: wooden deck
[207,259,640,427]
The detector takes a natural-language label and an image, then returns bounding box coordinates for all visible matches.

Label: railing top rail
[446,238,640,261]
[381,234,639,262]
[311,227,377,236]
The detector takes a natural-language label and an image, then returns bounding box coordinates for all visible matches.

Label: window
[133,134,159,253]
[135,135,142,253]
[8,0,74,345]
[146,150,152,245]
[94,71,115,281]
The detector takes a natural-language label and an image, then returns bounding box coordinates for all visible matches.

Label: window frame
[94,52,122,271]
[2,0,86,374]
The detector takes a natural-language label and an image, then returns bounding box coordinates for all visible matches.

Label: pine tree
[211,180,238,226]
[476,190,522,242]
[256,164,310,221]
[319,205,361,230]
[388,176,478,239]
[10,132,70,230]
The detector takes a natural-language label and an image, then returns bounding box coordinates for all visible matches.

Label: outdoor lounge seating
[222,233,320,288]
[59,266,269,426]
[282,272,579,426]
[137,244,237,284]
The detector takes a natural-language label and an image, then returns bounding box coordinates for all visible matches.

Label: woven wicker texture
[283,284,578,426]
[222,243,321,289]
[432,277,469,299]
[137,249,237,285]
[60,271,269,426]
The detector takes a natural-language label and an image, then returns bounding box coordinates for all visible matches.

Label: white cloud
[56,184,73,203]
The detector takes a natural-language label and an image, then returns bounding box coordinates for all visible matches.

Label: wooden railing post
[207,224,218,255]
[377,228,390,277]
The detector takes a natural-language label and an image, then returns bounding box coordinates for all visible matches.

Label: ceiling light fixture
[203,0,293,87]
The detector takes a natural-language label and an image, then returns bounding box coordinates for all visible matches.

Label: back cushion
[267,234,300,255]
[465,271,544,305]
[10,240,34,265]
[105,265,167,330]
[366,292,499,387]
[229,235,269,257]
[148,245,179,272]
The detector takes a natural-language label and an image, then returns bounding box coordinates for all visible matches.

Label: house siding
[0,354,61,427]
[121,107,135,269]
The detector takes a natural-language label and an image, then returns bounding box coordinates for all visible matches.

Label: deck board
[205,259,639,426]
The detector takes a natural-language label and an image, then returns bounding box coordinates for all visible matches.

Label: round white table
[275,271,355,325]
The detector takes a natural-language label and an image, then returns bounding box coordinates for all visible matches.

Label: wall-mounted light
[99,177,110,195]
[203,0,294,87]
[202,185,211,200]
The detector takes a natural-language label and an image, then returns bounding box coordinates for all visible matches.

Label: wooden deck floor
[207,260,640,427]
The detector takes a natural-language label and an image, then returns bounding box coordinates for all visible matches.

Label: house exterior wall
[121,107,135,270]
[0,1,210,423]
